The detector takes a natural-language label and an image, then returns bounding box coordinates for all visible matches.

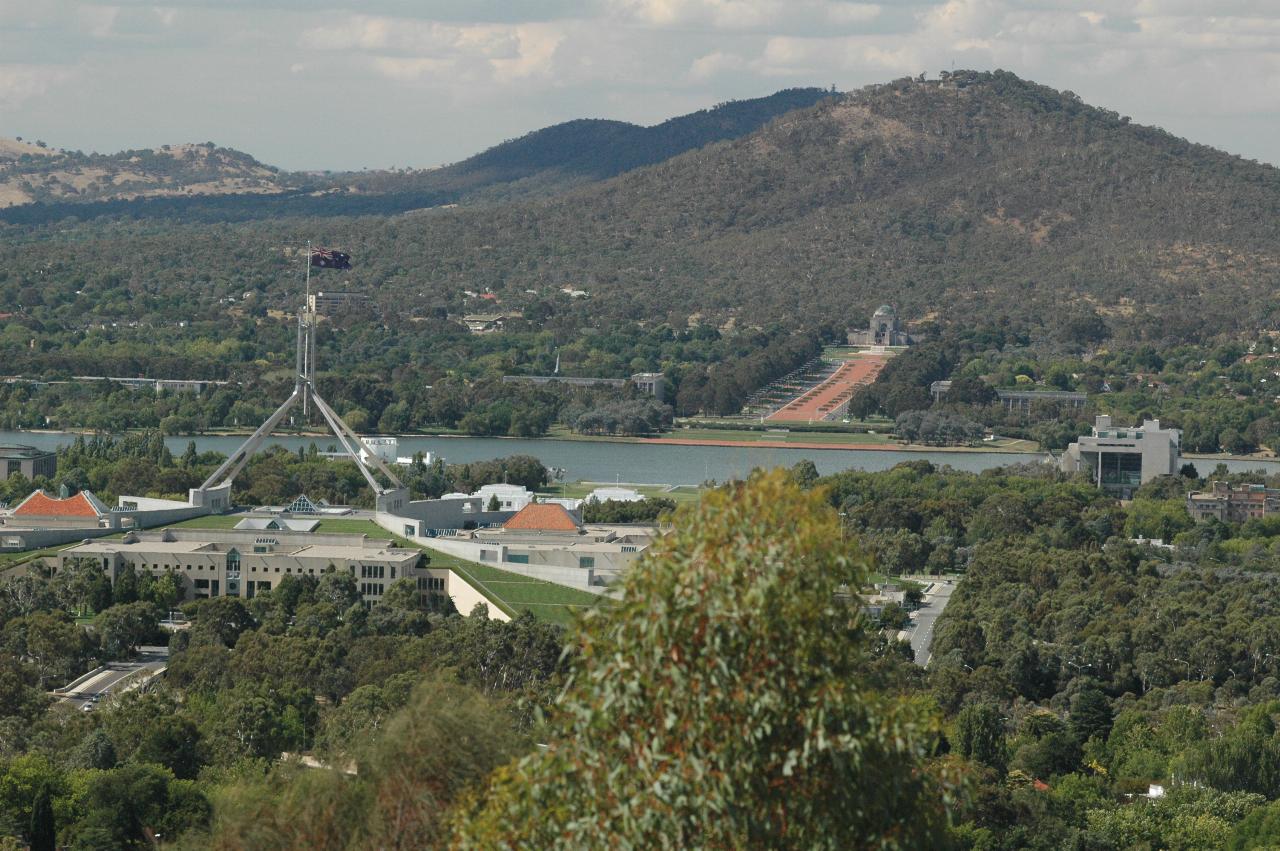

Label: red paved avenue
[766,357,886,422]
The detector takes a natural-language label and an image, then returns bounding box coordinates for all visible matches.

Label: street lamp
[838,512,847,544]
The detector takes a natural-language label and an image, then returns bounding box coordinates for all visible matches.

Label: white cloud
[4,0,1280,169]
[0,63,76,109]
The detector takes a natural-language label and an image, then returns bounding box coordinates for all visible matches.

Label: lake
[0,430,1274,487]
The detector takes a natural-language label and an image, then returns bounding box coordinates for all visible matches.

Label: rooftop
[503,503,581,532]
[12,489,109,518]
[0,444,54,460]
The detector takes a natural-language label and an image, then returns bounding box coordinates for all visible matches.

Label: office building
[1187,481,1280,523]
[58,527,430,604]
[1060,415,1181,498]
[0,445,56,482]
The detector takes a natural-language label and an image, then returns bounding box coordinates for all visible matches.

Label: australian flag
[310,247,352,270]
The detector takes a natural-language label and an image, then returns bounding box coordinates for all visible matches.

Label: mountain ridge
[0,88,833,216]
[5,71,1280,343]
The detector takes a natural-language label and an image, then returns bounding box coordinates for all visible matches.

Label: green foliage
[579,496,675,524]
[455,470,959,849]
[956,703,1008,774]
[72,762,210,849]
[1083,786,1264,851]
[94,601,161,660]
[28,782,54,851]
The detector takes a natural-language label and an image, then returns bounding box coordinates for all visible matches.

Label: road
[906,581,957,667]
[57,646,169,711]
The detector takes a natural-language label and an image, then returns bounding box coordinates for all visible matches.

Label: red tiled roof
[502,503,580,532]
[13,490,106,518]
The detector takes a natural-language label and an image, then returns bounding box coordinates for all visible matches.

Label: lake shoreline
[14,427,1280,467]
[17,427,1038,456]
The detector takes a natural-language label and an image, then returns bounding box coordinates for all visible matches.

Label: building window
[508,554,529,564]
[579,556,595,569]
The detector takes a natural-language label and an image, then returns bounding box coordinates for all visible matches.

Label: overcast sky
[3,1,1279,171]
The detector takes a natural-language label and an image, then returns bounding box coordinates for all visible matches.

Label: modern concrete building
[399,503,659,592]
[847,305,914,347]
[0,489,208,551]
[1060,415,1181,498]
[0,445,56,481]
[1187,481,1280,523]
[58,528,430,605]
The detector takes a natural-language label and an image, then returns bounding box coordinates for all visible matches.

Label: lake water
[1,430,1274,487]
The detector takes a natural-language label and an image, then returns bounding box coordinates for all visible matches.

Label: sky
[3,0,1280,171]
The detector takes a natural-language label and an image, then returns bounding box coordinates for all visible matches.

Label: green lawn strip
[167,515,245,529]
[665,428,898,445]
[441,556,609,623]
[166,515,398,538]
[0,540,84,571]
[865,572,926,592]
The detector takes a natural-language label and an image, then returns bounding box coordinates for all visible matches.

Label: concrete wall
[377,500,513,536]
[410,535,612,593]
[114,503,211,530]
[427,568,512,621]
[0,526,115,552]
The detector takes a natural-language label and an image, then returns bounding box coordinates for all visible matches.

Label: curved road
[57,646,169,710]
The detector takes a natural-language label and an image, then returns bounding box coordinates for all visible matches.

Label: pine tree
[29,783,55,851]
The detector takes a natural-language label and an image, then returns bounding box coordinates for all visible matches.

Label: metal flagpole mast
[302,240,312,419]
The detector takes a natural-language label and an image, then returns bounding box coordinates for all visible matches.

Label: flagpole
[302,240,312,420]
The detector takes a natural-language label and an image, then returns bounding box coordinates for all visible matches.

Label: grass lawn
[432,553,610,627]
[866,572,926,591]
[0,541,81,573]
[167,514,245,529]
[167,514,395,538]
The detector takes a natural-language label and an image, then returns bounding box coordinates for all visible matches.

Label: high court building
[1059,415,1181,499]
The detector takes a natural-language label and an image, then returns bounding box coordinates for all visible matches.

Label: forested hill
[378,68,1280,338]
[336,87,835,201]
[7,71,1280,341]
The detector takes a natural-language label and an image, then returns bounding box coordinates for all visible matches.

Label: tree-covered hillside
[7,71,1280,344]
[337,87,834,201]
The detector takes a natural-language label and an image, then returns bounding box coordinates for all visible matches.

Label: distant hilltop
[0,87,833,213]
[0,139,285,208]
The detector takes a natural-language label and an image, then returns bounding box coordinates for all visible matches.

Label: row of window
[127,561,323,577]
[360,582,384,597]
[417,576,445,592]
[360,564,386,579]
